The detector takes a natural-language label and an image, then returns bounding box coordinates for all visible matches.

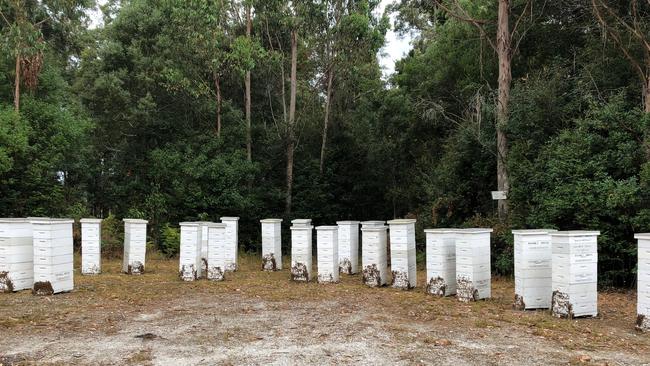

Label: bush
[160,223,180,257]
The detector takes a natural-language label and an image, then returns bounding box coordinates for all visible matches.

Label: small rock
[434,339,452,346]
[577,355,592,363]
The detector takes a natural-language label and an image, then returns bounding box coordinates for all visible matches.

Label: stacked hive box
[179,222,201,281]
[512,229,556,310]
[0,219,33,292]
[550,231,600,318]
[122,219,148,275]
[197,222,212,278]
[337,221,359,274]
[636,233,650,332]
[261,219,283,271]
[207,223,228,281]
[424,228,456,296]
[361,224,388,287]
[387,219,417,290]
[455,228,493,302]
[221,217,239,271]
[80,218,102,275]
[316,226,339,283]
[31,218,74,295]
[290,219,313,281]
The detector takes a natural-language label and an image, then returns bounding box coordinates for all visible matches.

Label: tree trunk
[496,0,511,221]
[245,5,252,162]
[319,67,334,175]
[285,29,298,215]
[214,72,222,137]
[14,54,20,113]
[644,74,650,113]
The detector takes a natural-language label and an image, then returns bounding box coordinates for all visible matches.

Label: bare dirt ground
[1,255,649,365]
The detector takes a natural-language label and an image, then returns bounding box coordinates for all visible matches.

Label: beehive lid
[336,220,360,225]
[452,228,493,234]
[123,218,149,224]
[220,217,240,221]
[261,218,283,223]
[291,219,312,224]
[206,222,227,228]
[361,220,385,226]
[549,230,600,236]
[80,218,103,223]
[511,229,557,235]
[0,218,30,223]
[387,219,416,225]
[423,228,456,233]
[361,225,388,231]
[316,225,337,230]
[29,218,74,224]
[179,222,200,226]
[634,233,650,240]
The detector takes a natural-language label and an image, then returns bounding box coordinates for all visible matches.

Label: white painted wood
[316,226,339,283]
[80,218,102,275]
[361,225,388,287]
[424,228,456,296]
[29,218,74,294]
[0,218,33,292]
[387,219,417,290]
[635,233,650,331]
[550,231,600,318]
[122,219,148,275]
[336,221,359,274]
[220,217,239,271]
[207,223,228,281]
[261,219,282,271]
[195,222,212,278]
[179,222,201,281]
[512,229,556,309]
[290,219,312,281]
[454,228,493,302]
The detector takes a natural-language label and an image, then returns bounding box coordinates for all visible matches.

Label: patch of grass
[124,348,153,365]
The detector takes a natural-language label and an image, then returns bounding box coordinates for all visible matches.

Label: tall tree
[286,27,297,214]
[245,2,253,160]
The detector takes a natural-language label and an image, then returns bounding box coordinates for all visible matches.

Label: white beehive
[290,219,313,282]
[337,221,359,274]
[30,218,74,295]
[550,231,600,318]
[455,228,493,302]
[179,222,201,281]
[512,229,557,310]
[387,219,417,290]
[122,219,148,275]
[220,217,239,271]
[316,226,339,283]
[0,218,33,292]
[80,218,102,275]
[637,233,650,332]
[207,223,228,281]
[424,228,457,296]
[361,225,388,287]
[197,221,212,278]
[261,219,282,271]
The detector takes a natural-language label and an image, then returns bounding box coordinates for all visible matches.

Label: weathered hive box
[455,228,493,302]
[220,217,239,271]
[80,218,102,275]
[179,222,201,281]
[512,229,556,310]
[316,226,339,283]
[424,228,456,296]
[261,219,282,271]
[196,221,212,278]
[550,231,599,318]
[637,233,650,332]
[122,219,148,275]
[207,223,228,281]
[290,219,313,281]
[361,225,388,287]
[337,221,359,275]
[30,218,74,295]
[387,219,417,290]
[0,218,33,292]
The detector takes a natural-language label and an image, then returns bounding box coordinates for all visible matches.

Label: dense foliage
[0,0,648,287]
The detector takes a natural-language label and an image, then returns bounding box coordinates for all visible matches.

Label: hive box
[196,222,212,278]
[122,219,148,275]
[550,231,600,318]
[290,219,313,281]
[316,226,339,283]
[30,218,74,295]
[424,228,456,296]
[455,228,493,302]
[207,223,228,281]
[387,219,417,290]
[261,219,282,271]
[337,221,360,274]
[512,229,556,310]
[80,218,102,275]
[361,225,388,287]
[221,217,239,271]
[179,222,201,281]
[0,218,33,292]
[636,233,650,331]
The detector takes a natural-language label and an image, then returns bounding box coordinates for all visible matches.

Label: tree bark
[14,54,20,113]
[645,73,650,113]
[245,5,252,162]
[496,0,511,221]
[214,71,222,137]
[319,67,334,175]
[285,29,298,215]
